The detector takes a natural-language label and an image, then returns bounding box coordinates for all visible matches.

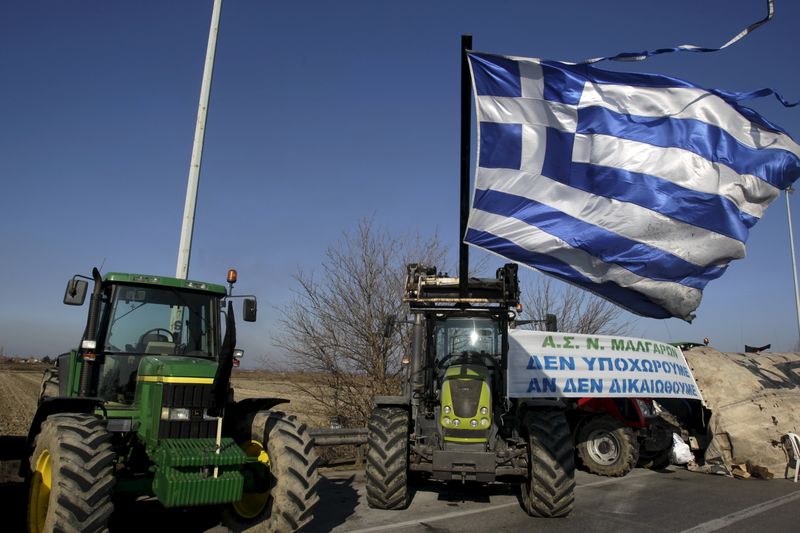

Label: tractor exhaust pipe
[78,268,103,397]
[410,313,425,403]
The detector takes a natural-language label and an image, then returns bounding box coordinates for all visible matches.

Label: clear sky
[1,0,799,364]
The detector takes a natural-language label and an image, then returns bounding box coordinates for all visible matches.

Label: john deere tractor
[366,264,574,517]
[23,268,319,532]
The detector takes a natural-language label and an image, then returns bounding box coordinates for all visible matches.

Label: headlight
[453,419,461,427]
[470,419,478,428]
[444,406,451,414]
[480,406,488,415]
[160,407,190,421]
[480,418,489,426]
[635,399,656,418]
[443,417,451,426]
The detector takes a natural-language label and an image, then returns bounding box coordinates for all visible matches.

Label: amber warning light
[227,269,238,284]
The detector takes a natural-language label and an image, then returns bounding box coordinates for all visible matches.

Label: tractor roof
[103,272,227,295]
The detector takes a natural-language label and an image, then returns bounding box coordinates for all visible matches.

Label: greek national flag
[466,52,800,321]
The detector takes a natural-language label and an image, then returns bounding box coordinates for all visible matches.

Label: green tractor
[23,268,319,532]
[366,264,574,517]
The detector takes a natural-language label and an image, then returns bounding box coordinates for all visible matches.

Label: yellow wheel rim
[231,440,271,520]
[28,449,52,533]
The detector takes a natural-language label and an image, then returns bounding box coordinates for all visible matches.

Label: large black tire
[637,448,672,470]
[223,411,320,532]
[575,415,638,477]
[27,413,115,533]
[365,407,410,510]
[520,409,575,518]
[38,368,60,404]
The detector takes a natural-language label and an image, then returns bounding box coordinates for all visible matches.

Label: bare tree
[273,218,447,427]
[521,274,632,335]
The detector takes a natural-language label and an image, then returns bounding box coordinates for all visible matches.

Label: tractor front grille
[451,379,483,418]
[159,383,217,439]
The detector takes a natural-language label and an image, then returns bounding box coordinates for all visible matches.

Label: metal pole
[786,188,800,343]
[176,0,223,279]
[459,34,473,299]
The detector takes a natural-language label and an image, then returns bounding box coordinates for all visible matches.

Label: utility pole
[786,187,800,344]
[176,0,222,279]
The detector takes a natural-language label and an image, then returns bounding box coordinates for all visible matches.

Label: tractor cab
[96,278,222,403]
[432,316,501,371]
[59,271,255,406]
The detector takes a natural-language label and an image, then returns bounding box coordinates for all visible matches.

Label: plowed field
[0,367,324,438]
[0,370,41,436]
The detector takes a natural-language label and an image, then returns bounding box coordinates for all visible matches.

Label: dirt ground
[0,369,42,436]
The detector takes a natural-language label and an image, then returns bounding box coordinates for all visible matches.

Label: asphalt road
[1,465,798,531]
[309,467,800,533]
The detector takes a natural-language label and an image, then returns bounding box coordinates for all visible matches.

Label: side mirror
[64,279,88,306]
[242,298,257,322]
[545,313,558,332]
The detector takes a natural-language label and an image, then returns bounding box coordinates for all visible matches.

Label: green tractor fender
[20,397,105,476]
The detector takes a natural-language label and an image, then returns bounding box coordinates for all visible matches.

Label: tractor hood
[440,364,492,442]
[137,356,217,382]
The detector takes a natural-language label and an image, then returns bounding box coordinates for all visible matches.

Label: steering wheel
[138,328,174,346]
[436,351,496,370]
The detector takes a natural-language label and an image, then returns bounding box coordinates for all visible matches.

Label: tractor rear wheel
[521,409,575,518]
[366,407,410,510]
[223,411,320,532]
[27,413,115,533]
[576,415,638,477]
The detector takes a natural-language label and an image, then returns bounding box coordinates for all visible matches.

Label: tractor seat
[139,333,174,354]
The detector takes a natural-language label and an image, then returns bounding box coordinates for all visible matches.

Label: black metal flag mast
[459,34,473,300]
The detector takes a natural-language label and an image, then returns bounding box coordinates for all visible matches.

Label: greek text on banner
[507,330,703,401]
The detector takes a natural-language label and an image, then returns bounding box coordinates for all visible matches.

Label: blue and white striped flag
[466,52,800,321]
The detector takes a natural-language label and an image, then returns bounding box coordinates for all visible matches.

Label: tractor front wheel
[366,407,410,510]
[223,411,320,532]
[576,415,638,477]
[521,409,575,518]
[27,413,115,533]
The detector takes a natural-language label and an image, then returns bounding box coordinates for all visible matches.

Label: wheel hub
[28,449,52,533]
[586,429,621,466]
[231,439,272,520]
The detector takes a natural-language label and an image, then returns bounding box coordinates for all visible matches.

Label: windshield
[103,285,218,358]
[433,317,501,364]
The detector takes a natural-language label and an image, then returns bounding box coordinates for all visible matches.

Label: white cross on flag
[466,52,800,321]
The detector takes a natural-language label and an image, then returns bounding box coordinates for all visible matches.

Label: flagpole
[176,0,222,280]
[786,187,800,344]
[459,34,473,299]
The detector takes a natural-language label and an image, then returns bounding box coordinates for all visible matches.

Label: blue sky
[1,0,798,364]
